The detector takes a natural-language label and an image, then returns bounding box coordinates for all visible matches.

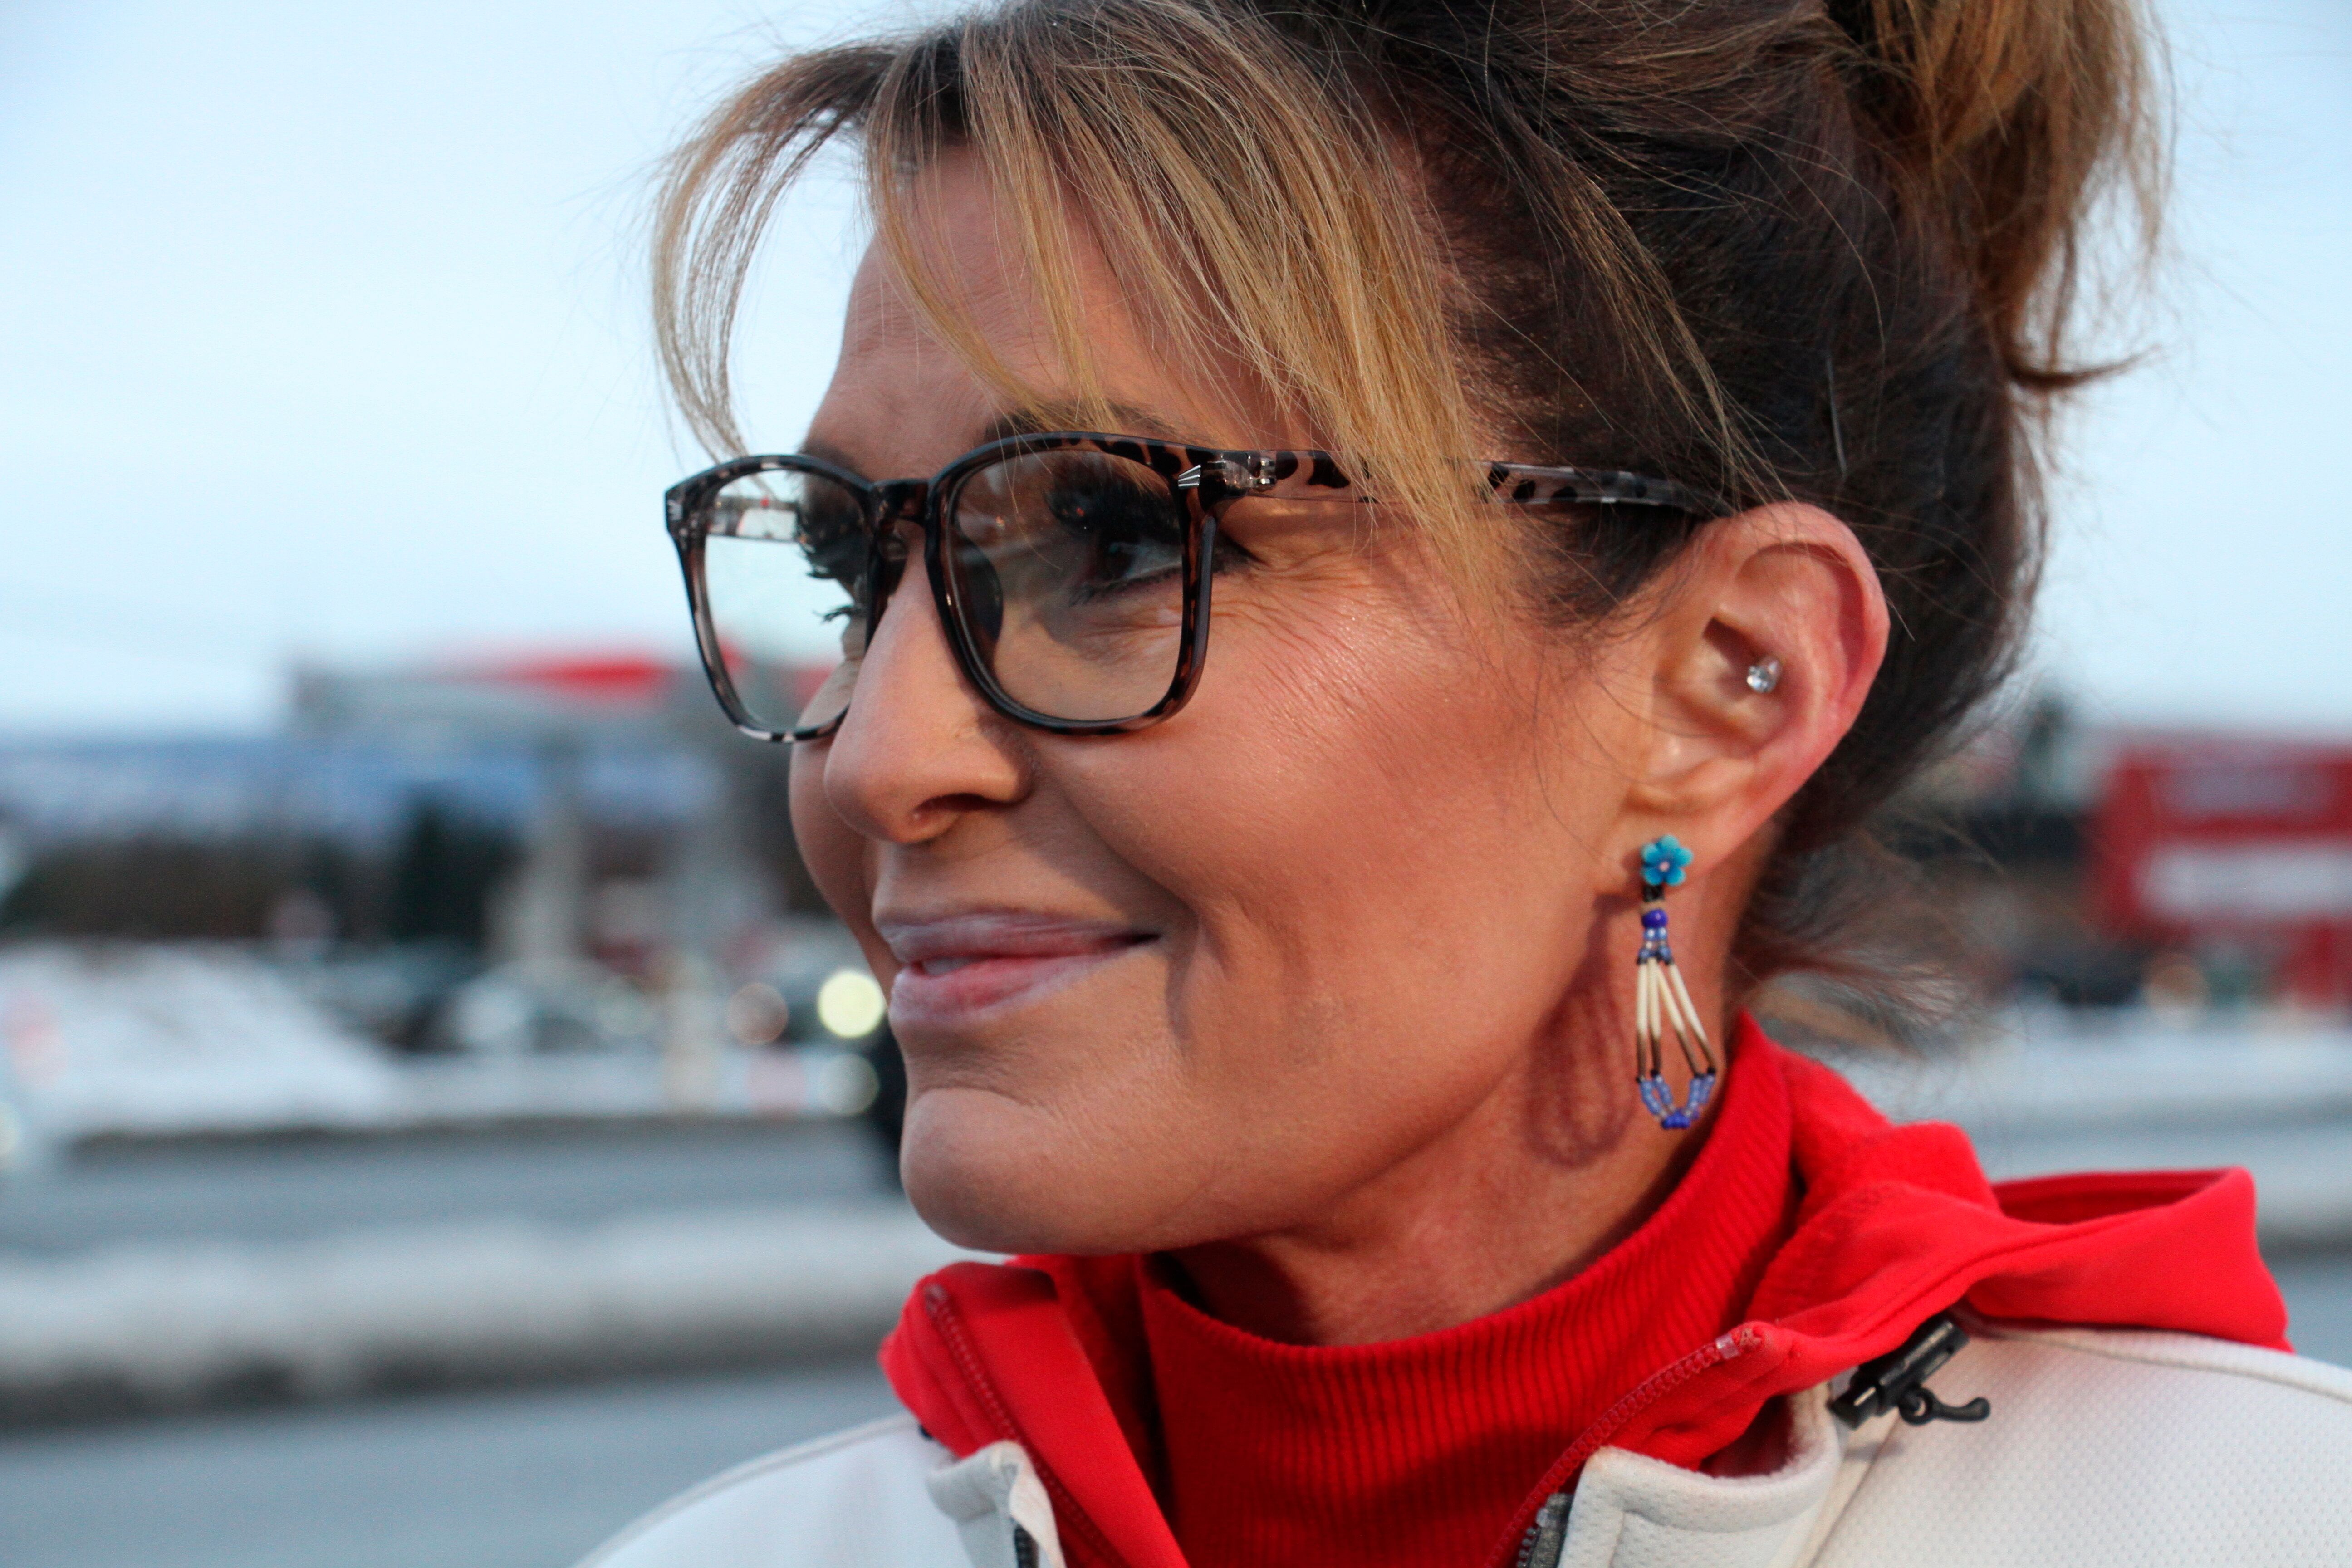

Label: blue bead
[1637,1074,1672,1118]
[1641,909,1668,930]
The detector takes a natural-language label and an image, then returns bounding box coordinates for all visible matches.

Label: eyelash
[795,515,1255,615]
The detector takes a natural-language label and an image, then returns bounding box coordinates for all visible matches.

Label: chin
[898,1084,1191,1258]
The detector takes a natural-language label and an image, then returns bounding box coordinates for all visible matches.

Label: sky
[0,0,2346,737]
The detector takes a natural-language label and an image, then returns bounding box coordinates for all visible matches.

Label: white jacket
[578,1319,2352,1568]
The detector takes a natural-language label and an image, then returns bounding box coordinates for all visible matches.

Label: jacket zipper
[1495,1324,1766,1568]
[925,1285,1128,1568]
[926,1284,1028,1450]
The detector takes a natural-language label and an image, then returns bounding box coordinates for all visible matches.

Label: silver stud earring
[1745,656,1783,694]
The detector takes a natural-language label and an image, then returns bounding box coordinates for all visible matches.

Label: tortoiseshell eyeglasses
[664,431,1719,740]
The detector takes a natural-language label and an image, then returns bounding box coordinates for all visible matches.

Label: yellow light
[815,969,887,1039]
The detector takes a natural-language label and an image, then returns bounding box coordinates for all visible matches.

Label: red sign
[2092,740,2352,1005]
[451,653,679,707]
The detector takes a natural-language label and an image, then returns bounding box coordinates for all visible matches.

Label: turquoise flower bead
[1639,835,1693,888]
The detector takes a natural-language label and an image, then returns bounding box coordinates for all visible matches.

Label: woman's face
[792,160,1659,1255]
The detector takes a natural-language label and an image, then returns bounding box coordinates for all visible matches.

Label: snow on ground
[0,943,399,1146]
[0,942,878,1156]
[0,1201,970,1421]
[1834,1007,2352,1132]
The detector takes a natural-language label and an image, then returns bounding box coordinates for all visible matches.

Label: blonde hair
[656,3,1520,580]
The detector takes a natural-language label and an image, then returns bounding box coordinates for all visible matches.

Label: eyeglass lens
[701,467,868,735]
[698,449,1191,733]
[941,449,1188,724]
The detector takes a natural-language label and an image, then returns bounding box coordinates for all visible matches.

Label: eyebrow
[796,434,867,476]
[796,400,1198,482]
[975,401,1192,447]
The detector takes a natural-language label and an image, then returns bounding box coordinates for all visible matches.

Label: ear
[1617,503,1889,874]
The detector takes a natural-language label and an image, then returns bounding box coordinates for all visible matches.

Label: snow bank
[0,943,399,1142]
[0,1201,968,1421]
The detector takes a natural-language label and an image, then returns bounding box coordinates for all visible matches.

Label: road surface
[0,1360,900,1568]
[0,1120,892,1256]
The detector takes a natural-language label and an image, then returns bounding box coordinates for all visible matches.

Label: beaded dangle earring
[1634,836,1720,1131]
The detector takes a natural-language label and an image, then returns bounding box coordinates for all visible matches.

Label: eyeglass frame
[664,430,1724,742]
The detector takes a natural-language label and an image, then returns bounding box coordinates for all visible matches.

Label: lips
[878,911,1155,1029]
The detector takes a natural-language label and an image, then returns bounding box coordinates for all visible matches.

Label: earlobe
[1622,503,1888,865]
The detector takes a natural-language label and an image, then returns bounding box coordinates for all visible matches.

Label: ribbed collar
[1122,1038,1798,1568]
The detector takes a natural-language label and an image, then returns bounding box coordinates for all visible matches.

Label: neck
[1169,992,1715,1345]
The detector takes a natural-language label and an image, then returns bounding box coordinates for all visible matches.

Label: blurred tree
[0,836,362,939]
[386,797,516,948]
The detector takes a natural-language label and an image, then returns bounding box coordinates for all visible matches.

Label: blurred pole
[0,816,26,912]
[493,738,588,982]
[659,951,724,1112]
[660,750,777,1111]
[662,751,772,975]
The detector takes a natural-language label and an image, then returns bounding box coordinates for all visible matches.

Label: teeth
[921,956,978,976]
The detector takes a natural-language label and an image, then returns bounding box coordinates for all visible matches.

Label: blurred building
[2093,740,2352,1010]
[1915,697,2352,1017]
[289,653,779,985]
[0,651,852,1054]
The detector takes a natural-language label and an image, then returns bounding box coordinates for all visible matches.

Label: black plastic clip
[1829,1313,1992,1429]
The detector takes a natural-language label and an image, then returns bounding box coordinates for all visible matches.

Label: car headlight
[814,969,887,1039]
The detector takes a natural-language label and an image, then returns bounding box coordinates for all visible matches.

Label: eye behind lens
[942,448,1193,725]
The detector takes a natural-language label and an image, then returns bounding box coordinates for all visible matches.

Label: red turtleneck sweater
[1114,1031,1797,1568]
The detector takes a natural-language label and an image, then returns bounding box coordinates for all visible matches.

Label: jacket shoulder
[576,1414,967,1568]
[1817,1323,2352,1567]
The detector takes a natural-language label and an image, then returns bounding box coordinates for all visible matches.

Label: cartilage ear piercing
[1745,656,1783,694]
[1632,836,1720,1131]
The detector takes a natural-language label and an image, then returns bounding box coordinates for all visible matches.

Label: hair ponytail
[1829,0,2163,389]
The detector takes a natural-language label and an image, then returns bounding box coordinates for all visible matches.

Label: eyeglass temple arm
[1176,451,1724,515]
[1483,462,1726,515]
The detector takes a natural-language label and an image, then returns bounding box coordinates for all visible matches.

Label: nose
[818,542,1029,845]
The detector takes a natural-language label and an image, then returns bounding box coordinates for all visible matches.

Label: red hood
[881,1023,2288,1568]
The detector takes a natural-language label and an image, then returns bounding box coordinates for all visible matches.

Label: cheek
[1102,596,1617,975]
[1039,598,1627,1180]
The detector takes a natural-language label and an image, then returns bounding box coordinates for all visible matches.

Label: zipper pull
[1514,1491,1571,1568]
[1829,1313,1992,1429]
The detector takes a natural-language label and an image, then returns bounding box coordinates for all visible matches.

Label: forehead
[813,248,1000,477]
[835,166,1054,372]
[808,153,1288,477]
